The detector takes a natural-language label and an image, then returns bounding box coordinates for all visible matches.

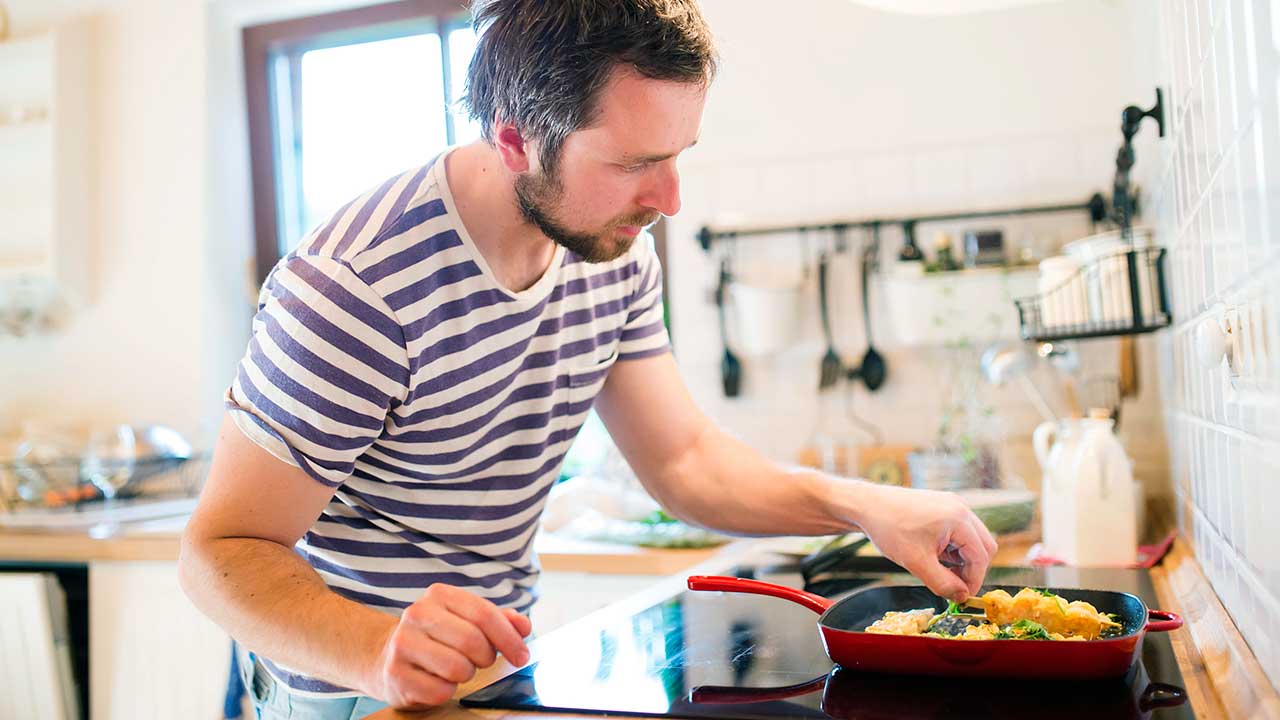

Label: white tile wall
[1151,0,1280,690]
[665,0,1171,498]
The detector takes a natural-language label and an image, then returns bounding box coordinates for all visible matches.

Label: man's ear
[492,117,532,173]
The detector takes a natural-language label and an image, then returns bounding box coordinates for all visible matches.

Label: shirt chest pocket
[562,347,618,425]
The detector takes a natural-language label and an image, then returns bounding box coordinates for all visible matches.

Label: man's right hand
[368,583,533,708]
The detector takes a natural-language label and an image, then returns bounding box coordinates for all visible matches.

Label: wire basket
[1014,246,1170,342]
[0,453,209,513]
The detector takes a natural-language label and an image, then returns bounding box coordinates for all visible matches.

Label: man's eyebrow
[620,137,699,164]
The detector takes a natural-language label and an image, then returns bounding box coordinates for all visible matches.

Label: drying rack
[1014,245,1170,342]
[1014,88,1170,343]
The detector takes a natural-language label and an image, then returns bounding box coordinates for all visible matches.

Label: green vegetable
[1100,613,1124,638]
[996,619,1051,640]
[963,490,1035,534]
[925,601,966,632]
[639,510,678,525]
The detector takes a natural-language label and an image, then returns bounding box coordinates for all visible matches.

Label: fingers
[380,587,535,709]
[432,585,531,666]
[502,607,534,639]
[973,514,998,559]
[410,606,497,668]
[378,631,464,707]
[859,486,999,604]
[384,670,457,710]
[949,518,994,599]
[394,632,477,684]
[905,551,970,602]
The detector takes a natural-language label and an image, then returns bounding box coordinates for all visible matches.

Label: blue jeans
[236,643,388,720]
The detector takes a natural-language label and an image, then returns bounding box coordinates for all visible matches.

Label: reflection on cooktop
[461,565,1194,719]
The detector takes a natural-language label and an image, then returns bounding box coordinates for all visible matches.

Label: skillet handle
[1138,683,1188,711]
[1145,609,1183,632]
[688,575,834,615]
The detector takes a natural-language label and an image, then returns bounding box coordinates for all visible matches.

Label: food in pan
[866,587,1124,641]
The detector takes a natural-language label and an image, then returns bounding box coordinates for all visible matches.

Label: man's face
[515,67,707,263]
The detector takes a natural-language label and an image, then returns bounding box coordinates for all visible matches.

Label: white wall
[0,0,341,451]
[665,0,1170,495]
[0,0,1171,498]
[1145,0,1280,687]
[0,0,239,450]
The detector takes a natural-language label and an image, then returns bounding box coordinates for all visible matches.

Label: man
[180,0,996,715]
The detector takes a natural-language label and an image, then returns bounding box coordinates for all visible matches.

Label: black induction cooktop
[462,562,1194,719]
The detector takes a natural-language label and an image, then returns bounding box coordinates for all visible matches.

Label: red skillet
[687,576,1182,679]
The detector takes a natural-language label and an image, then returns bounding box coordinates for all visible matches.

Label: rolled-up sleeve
[226,254,409,487]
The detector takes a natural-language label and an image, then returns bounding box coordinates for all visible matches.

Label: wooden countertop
[1149,539,1280,719]
[368,535,1280,720]
[0,514,190,563]
[0,515,733,575]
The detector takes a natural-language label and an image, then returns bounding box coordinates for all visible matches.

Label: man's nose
[639,161,681,217]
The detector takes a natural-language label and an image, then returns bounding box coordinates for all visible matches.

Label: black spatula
[715,259,742,398]
[817,253,843,390]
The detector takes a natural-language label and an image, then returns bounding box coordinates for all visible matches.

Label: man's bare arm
[594,353,996,601]
[179,414,530,708]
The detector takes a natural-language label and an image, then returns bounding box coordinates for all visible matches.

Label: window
[243,1,674,485]
[243,0,472,279]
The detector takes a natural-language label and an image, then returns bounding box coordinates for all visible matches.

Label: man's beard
[515,169,659,264]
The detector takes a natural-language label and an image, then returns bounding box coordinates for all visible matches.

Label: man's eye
[620,163,646,173]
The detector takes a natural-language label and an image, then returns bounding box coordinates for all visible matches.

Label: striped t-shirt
[224,148,670,695]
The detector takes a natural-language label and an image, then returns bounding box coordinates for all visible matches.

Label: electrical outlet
[1224,296,1274,398]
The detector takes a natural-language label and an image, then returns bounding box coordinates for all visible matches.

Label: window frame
[242,0,469,283]
[242,0,676,339]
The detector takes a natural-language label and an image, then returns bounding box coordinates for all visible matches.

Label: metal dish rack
[0,453,209,514]
[1017,89,1173,343]
[1014,246,1170,342]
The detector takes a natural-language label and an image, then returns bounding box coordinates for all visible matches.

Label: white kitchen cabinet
[89,562,232,720]
[0,20,93,333]
[0,573,78,720]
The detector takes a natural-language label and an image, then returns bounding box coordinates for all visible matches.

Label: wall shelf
[0,22,93,334]
[1014,246,1170,342]
[883,265,1039,346]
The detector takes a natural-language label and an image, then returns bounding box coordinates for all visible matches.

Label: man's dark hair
[463,0,717,173]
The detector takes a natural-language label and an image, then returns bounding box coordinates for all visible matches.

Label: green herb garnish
[1100,613,1124,638]
[994,619,1051,640]
[1033,588,1068,616]
[639,510,678,525]
[926,601,960,631]
[1011,619,1051,640]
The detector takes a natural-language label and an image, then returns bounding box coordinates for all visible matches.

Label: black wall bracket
[1113,88,1165,233]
